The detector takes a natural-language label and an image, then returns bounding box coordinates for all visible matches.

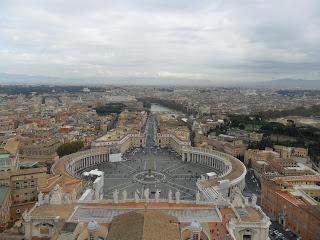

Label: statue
[63,194,71,204]
[44,194,49,204]
[122,190,127,203]
[168,189,173,203]
[50,184,62,205]
[196,191,201,204]
[175,191,181,204]
[22,210,30,222]
[216,193,225,206]
[155,189,160,202]
[113,189,119,204]
[71,190,77,201]
[135,190,140,203]
[251,194,257,206]
[38,192,44,205]
[144,188,150,203]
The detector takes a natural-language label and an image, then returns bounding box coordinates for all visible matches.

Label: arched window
[89,233,94,240]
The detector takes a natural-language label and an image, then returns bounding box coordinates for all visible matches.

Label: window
[192,233,199,240]
[243,235,252,240]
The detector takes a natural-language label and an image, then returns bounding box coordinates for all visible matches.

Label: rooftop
[30,201,221,223]
[107,210,180,240]
[4,137,20,155]
[274,175,320,184]
[238,207,264,222]
[276,190,306,206]
[30,203,77,219]
[200,152,246,188]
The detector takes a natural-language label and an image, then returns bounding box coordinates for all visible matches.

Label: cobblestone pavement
[85,147,219,200]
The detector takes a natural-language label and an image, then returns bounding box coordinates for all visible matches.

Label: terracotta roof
[208,208,234,239]
[30,204,76,219]
[0,167,47,180]
[39,175,82,193]
[4,137,20,155]
[273,175,320,184]
[276,191,306,206]
[107,210,181,240]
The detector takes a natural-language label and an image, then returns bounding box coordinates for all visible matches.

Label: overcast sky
[0,0,320,83]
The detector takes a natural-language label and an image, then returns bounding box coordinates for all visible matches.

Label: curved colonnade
[182,147,246,200]
[52,138,246,201]
[51,147,110,178]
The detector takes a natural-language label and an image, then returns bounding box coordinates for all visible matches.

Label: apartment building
[261,175,320,240]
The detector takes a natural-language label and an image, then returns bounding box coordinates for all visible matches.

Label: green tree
[239,123,245,130]
[57,141,84,157]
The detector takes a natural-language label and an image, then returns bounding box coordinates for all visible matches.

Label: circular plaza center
[82,147,220,201]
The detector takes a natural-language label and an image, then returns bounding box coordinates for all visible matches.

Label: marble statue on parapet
[38,192,44,205]
[71,190,77,201]
[122,190,127,203]
[251,194,257,206]
[144,188,150,203]
[155,189,160,202]
[22,210,30,222]
[168,190,173,203]
[135,190,140,203]
[233,186,241,196]
[196,191,201,204]
[44,194,49,204]
[113,189,119,204]
[50,184,63,205]
[231,188,246,209]
[175,191,181,204]
[216,193,226,206]
[63,194,71,204]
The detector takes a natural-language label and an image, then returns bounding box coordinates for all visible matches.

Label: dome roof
[189,220,202,231]
[87,220,99,232]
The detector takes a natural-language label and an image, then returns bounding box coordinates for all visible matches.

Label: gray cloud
[0,0,319,83]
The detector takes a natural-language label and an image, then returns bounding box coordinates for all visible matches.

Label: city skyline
[1,0,320,84]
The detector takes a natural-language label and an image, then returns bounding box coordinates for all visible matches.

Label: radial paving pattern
[83,113,219,200]
[84,148,219,200]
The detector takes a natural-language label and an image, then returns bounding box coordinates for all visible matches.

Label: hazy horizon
[1,0,320,84]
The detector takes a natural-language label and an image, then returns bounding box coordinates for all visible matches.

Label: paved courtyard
[83,113,219,200]
[84,147,219,200]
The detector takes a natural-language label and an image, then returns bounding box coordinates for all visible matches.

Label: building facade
[261,175,320,240]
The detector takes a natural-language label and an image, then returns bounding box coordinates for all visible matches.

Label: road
[145,112,157,148]
[243,169,261,204]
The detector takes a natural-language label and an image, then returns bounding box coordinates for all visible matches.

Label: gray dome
[87,220,99,232]
[189,220,202,231]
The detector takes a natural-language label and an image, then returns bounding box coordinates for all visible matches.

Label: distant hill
[0,72,214,86]
[257,79,320,89]
[1,72,320,89]
[0,72,68,85]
